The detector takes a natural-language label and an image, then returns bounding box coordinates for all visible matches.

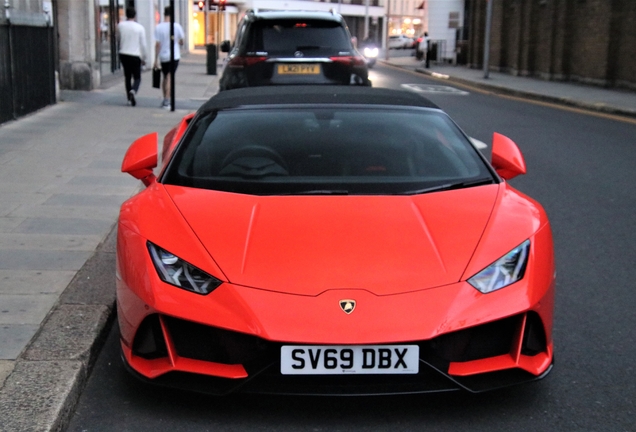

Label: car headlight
[147,242,222,295]
[468,240,530,294]
[363,47,379,58]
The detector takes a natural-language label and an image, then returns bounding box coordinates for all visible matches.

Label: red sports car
[117,86,554,395]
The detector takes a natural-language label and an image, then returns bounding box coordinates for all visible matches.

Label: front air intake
[132,314,168,360]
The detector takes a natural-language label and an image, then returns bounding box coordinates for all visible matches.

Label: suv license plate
[280,345,419,375]
[277,64,320,75]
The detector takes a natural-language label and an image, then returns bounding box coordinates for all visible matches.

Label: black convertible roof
[200,86,440,112]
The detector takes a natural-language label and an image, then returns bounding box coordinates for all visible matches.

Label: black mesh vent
[427,315,520,362]
[132,314,168,360]
[162,316,277,370]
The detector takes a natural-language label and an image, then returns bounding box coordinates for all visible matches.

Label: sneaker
[129,90,136,107]
[161,99,171,109]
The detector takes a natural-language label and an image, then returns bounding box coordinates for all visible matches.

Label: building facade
[187,0,386,51]
[465,0,636,90]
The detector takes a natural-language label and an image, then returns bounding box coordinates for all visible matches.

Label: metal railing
[0,22,56,124]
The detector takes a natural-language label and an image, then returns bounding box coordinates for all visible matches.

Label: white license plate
[280,345,419,375]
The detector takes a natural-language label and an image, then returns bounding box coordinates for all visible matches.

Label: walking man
[117,7,147,106]
[154,6,185,109]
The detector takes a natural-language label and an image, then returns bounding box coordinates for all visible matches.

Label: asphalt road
[66,62,636,431]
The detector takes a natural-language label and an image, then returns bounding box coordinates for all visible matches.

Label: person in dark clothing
[117,8,147,106]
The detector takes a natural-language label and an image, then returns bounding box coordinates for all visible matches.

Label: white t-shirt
[418,36,431,53]
[155,21,185,63]
[117,20,147,60]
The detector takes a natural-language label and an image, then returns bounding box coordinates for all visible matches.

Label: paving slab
[0,250,92,271]
[0,270,75,295]
[0,325,39,359]
[0,294,60,325]
[0,233,102,251]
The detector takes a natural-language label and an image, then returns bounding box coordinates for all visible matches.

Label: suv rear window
[246,19,352,55]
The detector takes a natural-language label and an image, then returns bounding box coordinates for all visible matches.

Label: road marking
[401,83,469,95]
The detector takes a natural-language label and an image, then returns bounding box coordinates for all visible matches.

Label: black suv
[219,10,371,91]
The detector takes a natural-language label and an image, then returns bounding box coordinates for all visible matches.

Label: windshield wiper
[398,177,494,195]
[288,189,349,195]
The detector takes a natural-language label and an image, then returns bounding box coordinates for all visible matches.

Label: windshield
[162,106,496,195]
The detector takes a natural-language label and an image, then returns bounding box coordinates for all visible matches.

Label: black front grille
[128,312,550,395]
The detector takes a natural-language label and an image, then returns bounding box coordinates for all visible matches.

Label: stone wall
[57,0,100,90]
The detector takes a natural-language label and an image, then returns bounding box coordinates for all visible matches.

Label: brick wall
[614,0,636,88]
[466,0,636,90]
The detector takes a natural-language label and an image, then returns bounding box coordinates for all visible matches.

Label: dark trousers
[119,54,142,94]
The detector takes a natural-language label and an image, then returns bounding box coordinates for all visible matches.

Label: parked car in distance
[219,9,370,91]
[388,34,412,49]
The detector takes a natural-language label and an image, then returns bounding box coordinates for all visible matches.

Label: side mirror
[220,40,231,53]
[491,133,526,180]
[121,132,158,186]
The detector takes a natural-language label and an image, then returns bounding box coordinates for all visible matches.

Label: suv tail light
[329,55,367,67]
[227,55,268,68]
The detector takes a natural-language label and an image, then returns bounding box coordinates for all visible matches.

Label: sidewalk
[381,55,636,118]
[0,48,220,431]
[1,48,634,431]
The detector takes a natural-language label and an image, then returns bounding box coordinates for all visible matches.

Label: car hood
[165,185,499,296]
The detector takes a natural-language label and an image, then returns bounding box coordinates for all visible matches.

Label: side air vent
[521,311,548,356]
[132,314,168,360]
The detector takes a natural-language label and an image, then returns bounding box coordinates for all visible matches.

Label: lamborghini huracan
[117,86,555,395]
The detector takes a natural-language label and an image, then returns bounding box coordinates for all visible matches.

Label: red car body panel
[117,179,554,382]
[164,184,500,295]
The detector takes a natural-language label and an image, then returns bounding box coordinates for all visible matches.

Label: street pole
[216,4,220,59]
[385,0,391,60]
[205,0,209,45]
[364,0,369,40]
[483,0,494,79]
[170,0,175,111]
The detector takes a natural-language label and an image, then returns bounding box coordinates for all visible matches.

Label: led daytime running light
[148,242,222,295]
[468,240,530,294]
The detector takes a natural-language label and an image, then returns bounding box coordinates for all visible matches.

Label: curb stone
[411,66,636,119]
